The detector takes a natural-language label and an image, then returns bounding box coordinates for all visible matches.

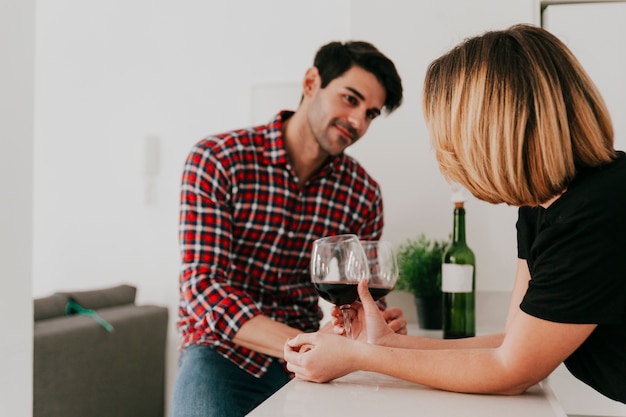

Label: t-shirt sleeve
[518,199,625,325]
[516,206,539,260]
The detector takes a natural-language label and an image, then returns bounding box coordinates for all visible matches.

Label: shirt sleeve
[359,185,384,241]
[516,206,539,260]
[178,142,262,341]
[519,198,625,324]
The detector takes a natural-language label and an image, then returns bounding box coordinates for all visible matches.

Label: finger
[284,346,314,381]
[333,324,345,335]
[382,306,402,321]
[284,359,302,375]
[284,339,296,362]
[396,326,408,335]
[383,308,407,325]
[286,333,313,348]
[357,279,378,314]
[284,340,310,369]
[386,318,408,334]
[284,338,299,355]
[297,343,314,353]
[381,307,408,334]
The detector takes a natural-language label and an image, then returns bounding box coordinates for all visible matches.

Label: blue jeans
[169,344,291,417]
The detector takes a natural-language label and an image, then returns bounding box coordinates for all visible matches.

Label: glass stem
[340,305,352,339]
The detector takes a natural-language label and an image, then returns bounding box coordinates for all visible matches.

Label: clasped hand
[284,279,406,382]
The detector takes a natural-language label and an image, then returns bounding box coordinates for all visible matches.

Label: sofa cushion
[34,284,137,322]
[34,294,69,321]
[57,284,137,311]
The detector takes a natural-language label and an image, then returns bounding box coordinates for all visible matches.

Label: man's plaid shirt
[177,111,383,378]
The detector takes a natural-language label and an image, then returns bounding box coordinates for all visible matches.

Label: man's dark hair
[313,41,403,114]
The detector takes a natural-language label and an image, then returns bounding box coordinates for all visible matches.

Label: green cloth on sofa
[65,298,115,332]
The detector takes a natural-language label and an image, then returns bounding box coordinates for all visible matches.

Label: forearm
[354,311,587,395]
[382,332,505,350]
[356,343,529,395]
[233,315,306,358]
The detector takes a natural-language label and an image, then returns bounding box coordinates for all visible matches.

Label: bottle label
[442,263,474,293]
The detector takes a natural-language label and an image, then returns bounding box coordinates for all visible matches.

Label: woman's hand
[331,280,400,344]
[285,281,402,382]
[284,332,357,382]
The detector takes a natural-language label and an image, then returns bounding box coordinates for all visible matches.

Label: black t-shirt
[517,151,626,404]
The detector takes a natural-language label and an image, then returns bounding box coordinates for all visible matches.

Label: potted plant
[396,234,449,329]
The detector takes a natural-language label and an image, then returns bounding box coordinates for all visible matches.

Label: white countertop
[247,370,566,417]
[247,293,570,417]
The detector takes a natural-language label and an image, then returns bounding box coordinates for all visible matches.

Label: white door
[543,2,626,153]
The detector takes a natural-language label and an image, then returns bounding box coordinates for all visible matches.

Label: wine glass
[310,234,369,338]
[360,240,399,301]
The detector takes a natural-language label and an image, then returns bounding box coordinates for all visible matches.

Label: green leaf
[395,234,449,297]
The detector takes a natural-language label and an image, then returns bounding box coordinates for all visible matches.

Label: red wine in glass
[367,283,394,301]
[313,281,359,306]
[310,234,368,338]
[313,281,393,304]
[360,240,399,302]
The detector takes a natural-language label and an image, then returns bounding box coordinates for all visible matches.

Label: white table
[247,327,566,417]
[248,308,567,417]
[248,295,568,417]
[247,371,566,417]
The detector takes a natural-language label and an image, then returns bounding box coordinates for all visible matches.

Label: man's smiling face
[304,65,386,156]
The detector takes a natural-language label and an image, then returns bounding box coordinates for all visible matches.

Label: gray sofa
[33,284,169,417]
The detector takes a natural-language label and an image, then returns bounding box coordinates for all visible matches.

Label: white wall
[543,2,626,149]
[32,0,349,298]
[33,0,351,412]
[0,0,35,415]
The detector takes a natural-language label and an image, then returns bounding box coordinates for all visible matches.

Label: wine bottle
[442,200,476,339]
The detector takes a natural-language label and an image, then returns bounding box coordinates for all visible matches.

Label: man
[170,40,406,417]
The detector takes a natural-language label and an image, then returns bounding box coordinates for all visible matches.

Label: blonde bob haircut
[423,24,615,206]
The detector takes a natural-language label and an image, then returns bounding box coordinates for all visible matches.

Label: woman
[284,23,626,403]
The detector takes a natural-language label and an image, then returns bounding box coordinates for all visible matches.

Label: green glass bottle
[442,201,476,339]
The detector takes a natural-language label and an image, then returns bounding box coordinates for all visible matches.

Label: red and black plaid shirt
[177,111,383,377]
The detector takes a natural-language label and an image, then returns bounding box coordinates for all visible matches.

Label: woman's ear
[302,66,321,98]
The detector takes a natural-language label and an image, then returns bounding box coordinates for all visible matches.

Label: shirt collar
[262,111,292,166]
[263,110,344,178]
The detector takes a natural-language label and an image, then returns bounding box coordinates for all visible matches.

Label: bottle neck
[452,202,466,245]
